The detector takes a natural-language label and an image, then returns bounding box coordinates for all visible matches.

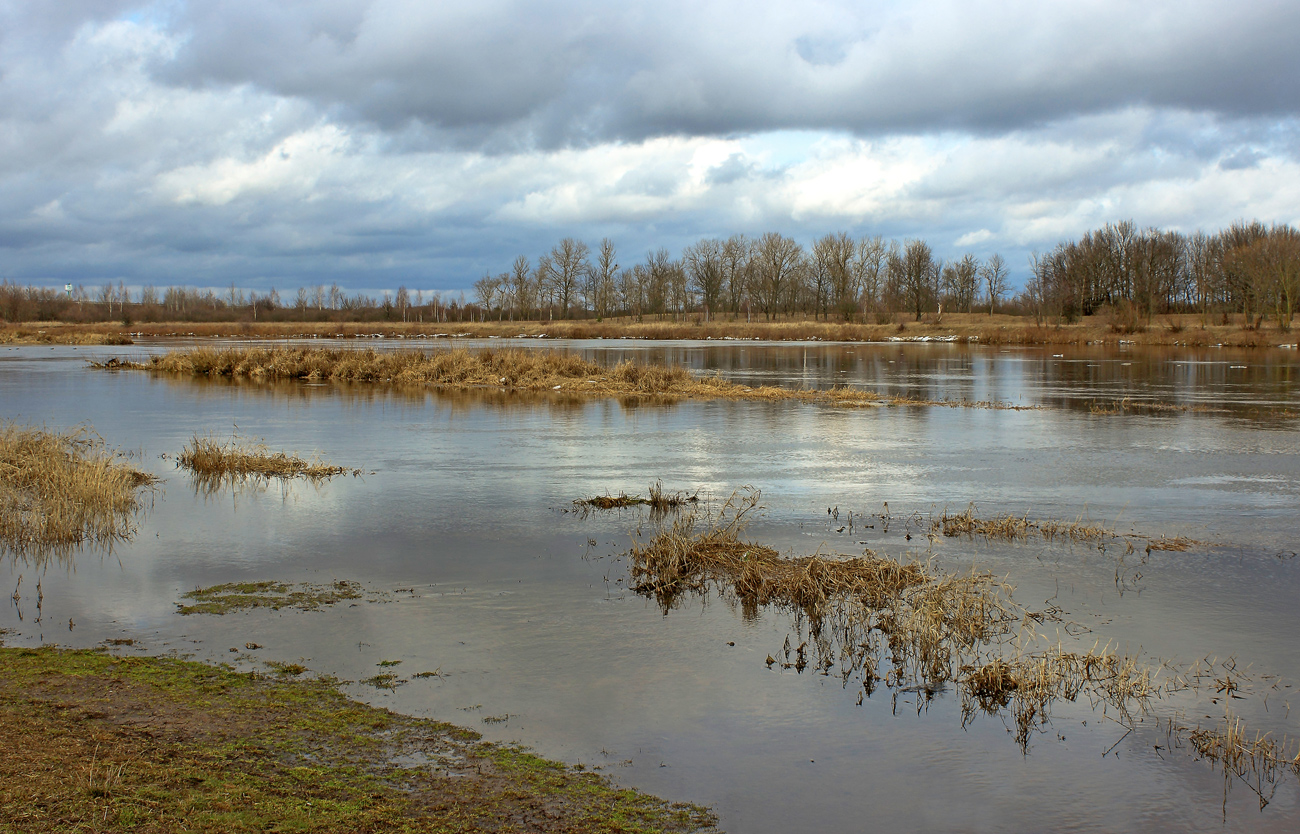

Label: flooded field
[3,338,1300,832]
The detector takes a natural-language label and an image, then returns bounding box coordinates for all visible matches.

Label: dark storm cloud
[147,0,1300,147]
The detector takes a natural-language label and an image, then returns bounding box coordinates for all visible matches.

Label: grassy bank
[0,423,156,563]
[95,346,1030,410]
[7,313,1300,348]
[0,646,716,833]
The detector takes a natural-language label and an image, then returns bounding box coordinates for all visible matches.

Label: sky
[2,0,1299,295]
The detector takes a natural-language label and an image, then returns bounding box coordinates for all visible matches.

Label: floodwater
[3,338,1300,832]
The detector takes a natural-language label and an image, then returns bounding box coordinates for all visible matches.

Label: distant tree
[753,232,803,319]
[683,238,724,321]
[981,253,1009,316]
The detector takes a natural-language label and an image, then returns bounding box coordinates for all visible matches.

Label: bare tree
[546,238,590,318]
[754,232,803,319]
[683,238,725,321]
[899,239,935,321]
[590,238,618,319]
[854,236,888,320]
[981,253,1009,316]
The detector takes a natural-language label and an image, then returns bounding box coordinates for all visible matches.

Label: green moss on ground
[0,646,717,833]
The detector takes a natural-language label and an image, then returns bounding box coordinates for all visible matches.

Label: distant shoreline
[3,314,1299,349]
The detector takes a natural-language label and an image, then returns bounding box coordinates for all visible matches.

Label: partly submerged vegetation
[576,482,699,514]
[177,434,359,494]
[98,346,1035,410]
[176,580,369,616]
[933,505,1213,553]
[0,422,156,563]
[623,491,1299,792]
[0,646,716,833]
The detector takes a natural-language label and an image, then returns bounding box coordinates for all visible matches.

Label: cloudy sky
[2,0,1298,295]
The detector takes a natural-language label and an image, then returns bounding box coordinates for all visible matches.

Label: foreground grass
[0,646,716,834]
[0,423,156,563]
[97,346,1030,410]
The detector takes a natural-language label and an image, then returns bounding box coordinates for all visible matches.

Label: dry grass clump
[96,346,1028,410]
[1189,714,1300,785]
[629,490,1020,693]
[0,423,156,562]
[936,506,1112,544]
[178,435,357,493]
[576,482,699,514]
[934,504,1213,553]
[961,644,1157,748]
[630,490,932,619]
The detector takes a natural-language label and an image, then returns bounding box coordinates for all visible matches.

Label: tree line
[2,220,1297,329]
[1027,220,1300,329]
[470,233,1011,324]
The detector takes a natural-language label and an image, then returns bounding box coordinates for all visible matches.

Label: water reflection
[4,341,1300,831]
[108,338,1300,423]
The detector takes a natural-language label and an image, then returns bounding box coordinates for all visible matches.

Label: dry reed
[934,504,1213,553]
[0,422,156,562]
[961,643,1157,748]
[96,346,1031,410]
[178,435,357,493]
[1189,714,1300,784]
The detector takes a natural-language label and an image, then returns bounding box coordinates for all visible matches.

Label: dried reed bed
[0,327,133,345]
[0,423,156,562]
[934,505,1213,553]
[178,435,356,493]
[1189,715,1300,786]
[97,346,1030,410]
[629,490,1021,694]
[630,490,932,616]
[961,644,1157,748]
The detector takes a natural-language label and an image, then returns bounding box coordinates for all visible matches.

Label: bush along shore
[0,645,717,833]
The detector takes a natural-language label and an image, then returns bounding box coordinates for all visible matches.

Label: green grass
[177,580,369,615]
[0,646,717,833]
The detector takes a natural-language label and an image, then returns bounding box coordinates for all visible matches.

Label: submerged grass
[97,346,1033,410]
[933,505,1214,553]
[0,422,156,563]
[577,482,699,513]
[624,492,1298,793]
[0,646,716,833]
[178,434,358,493]
[177,580,368,615]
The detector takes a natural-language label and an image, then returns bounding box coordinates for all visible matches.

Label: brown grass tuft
[576,482,699,514]
[177,435,356,493]
[934,504,1213,553]
[1189,714,1300,785]
[0,423,156,563]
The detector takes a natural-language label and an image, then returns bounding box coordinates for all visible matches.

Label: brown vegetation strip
[178,434,358,494]
[934,505,1214,552]
[96,346,1034,410]
[0,423,156,563]
[576,482,699,513]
